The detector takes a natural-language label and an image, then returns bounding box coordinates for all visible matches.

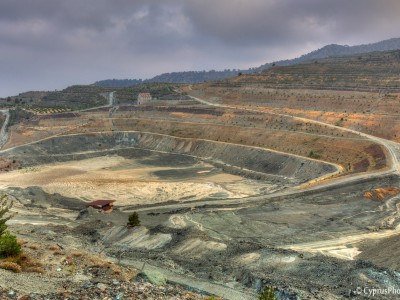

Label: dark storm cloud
[1,0,400,96]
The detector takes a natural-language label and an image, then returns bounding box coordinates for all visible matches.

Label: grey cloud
[1,0,400,97]
[182,0,400,46]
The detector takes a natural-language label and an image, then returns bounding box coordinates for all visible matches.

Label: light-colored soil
[0,156,264,205]
[283,228,400,260]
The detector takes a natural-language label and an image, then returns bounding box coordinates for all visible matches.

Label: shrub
[4,252,28,265]
[259,286,277,300]
[0,261,21,273]
[308,151,321,159]
[127,212,140,227]
[0,232,21,258]
[4,252,43,272]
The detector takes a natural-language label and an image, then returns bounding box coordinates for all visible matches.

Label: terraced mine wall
[3,132,337,184]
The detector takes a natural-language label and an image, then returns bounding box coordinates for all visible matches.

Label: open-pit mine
[1,51,400,299]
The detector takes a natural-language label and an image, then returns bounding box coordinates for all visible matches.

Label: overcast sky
[1,0,400,97]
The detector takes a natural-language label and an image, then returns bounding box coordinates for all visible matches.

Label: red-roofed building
[137,93,152,105]
[86,200,116,212]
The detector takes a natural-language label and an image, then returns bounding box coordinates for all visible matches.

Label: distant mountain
[256,37,400,70]
[148,70,241,83]
[94,37,400,87]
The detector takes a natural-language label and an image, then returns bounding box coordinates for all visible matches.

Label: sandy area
[284,225,400,260]
[0,156,264,205]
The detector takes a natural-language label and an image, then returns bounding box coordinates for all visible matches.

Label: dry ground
[0,156,270,206]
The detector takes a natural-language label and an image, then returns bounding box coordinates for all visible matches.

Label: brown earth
[363,186,400,200]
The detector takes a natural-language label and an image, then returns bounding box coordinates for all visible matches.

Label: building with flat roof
[86,200,116,212]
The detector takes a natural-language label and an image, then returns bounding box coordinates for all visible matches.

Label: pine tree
[127,212,140,227]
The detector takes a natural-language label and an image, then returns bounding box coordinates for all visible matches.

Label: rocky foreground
[0,282,207,300]
[0,219,214,300]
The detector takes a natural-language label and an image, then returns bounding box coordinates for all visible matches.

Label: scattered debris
[363,186,400,200]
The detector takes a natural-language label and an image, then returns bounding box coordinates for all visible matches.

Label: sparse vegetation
[335,118,344,127]
[3,252,44,273]
[0,261,21,273]
[259,286,277,300]
[308,150,322,159]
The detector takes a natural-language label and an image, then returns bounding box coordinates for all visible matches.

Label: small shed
[86,200,116,212]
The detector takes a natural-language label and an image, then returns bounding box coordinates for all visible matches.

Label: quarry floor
[1,155,273,206]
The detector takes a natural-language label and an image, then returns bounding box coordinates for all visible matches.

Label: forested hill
[94,70,246,87]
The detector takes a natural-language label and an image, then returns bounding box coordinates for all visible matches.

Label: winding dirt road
[185,89,400,260]
[187,91,400,179]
